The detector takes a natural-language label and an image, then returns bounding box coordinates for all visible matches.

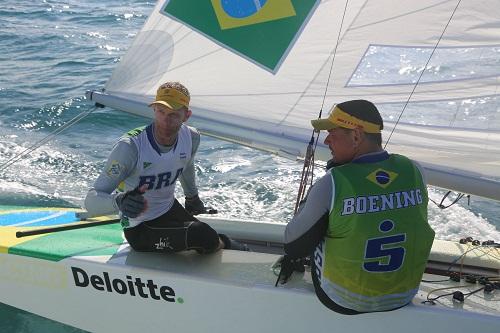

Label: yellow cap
[311,105,381,134]
[149,85,190,110]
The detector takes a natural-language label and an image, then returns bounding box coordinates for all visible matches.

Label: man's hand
[185,194,206,215]
[115,185,147,218]
[275,255,306,286]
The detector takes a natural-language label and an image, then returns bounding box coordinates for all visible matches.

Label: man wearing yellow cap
[85,82,247,253]
[280,100,435,314]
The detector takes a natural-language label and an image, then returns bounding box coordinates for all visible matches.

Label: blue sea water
[0,1,499,331]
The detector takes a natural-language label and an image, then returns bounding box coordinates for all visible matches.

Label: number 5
[363,234,406,272]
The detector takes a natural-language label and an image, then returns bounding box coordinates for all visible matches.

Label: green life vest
[314,154,435,312]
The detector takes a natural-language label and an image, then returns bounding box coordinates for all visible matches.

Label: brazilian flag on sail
[162,0,319,72]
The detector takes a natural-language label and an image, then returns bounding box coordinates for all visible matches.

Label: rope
[384,0,463,148]
[294,0,351,213]
[0,105,98,173]
[429,190,469,209]
[294,136,315,213]
[422,239,500,303]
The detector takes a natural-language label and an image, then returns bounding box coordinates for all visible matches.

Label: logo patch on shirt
[143,161,152,169]
[366,168,398,188]
[179,152,187,159]
[106,160,124,179]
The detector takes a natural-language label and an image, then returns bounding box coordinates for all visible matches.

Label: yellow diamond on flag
[211,0,296,30]
[366,168,399,188]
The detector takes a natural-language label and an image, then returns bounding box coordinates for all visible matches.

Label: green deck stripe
[9,224,124,262]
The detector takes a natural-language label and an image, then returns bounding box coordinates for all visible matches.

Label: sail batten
[93,0,500,201]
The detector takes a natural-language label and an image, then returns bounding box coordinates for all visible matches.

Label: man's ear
[352,127,364,147]
[184,109,192,122]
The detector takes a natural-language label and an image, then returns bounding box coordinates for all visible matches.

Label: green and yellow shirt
[312,153,435,312]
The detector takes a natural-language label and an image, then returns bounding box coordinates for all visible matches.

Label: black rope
[429,191,470,209]
[423,286,485,305]
[294,136,315,213]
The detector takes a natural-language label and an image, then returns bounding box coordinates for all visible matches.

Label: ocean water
[0,1,499,332]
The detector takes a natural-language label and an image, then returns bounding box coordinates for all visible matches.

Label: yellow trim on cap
[311,106,381,133]
[149,87,190,110]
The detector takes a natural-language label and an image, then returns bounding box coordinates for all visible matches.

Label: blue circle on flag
[222,0,268,18]
[375,171,390,184]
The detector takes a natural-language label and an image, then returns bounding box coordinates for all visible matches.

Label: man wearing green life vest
[282,100,435,315]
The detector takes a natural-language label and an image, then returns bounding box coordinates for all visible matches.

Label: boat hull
[0,207,499,332]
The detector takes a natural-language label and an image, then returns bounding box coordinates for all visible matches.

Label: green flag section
[8,224,123,262]
[162,0,319,72]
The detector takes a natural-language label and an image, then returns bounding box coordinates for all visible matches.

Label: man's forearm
[284,213,328,258]
[84,189,119,216]
[180,159,198,197]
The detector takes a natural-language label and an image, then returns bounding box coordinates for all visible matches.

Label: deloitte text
[71,266,181,303]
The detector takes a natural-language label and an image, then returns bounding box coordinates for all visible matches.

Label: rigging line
[287,1,362,111]
[442,245,487,275]
[279,0,352,126]
[0,111,90,172]
[318,0,350,118]
[294,137,314,213]
[429,191,468,209]
[307,132,321,191]
[0,105,98,173]
[384,0,463,149]
[311,0,350,179]
[294,0,351,211]
[425,285,484,303]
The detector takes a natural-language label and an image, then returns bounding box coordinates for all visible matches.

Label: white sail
[88,0,500,200]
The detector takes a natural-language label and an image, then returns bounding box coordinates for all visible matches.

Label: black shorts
[123,199,220,254]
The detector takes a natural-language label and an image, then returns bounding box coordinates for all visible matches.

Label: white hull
[1,217,499,332]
